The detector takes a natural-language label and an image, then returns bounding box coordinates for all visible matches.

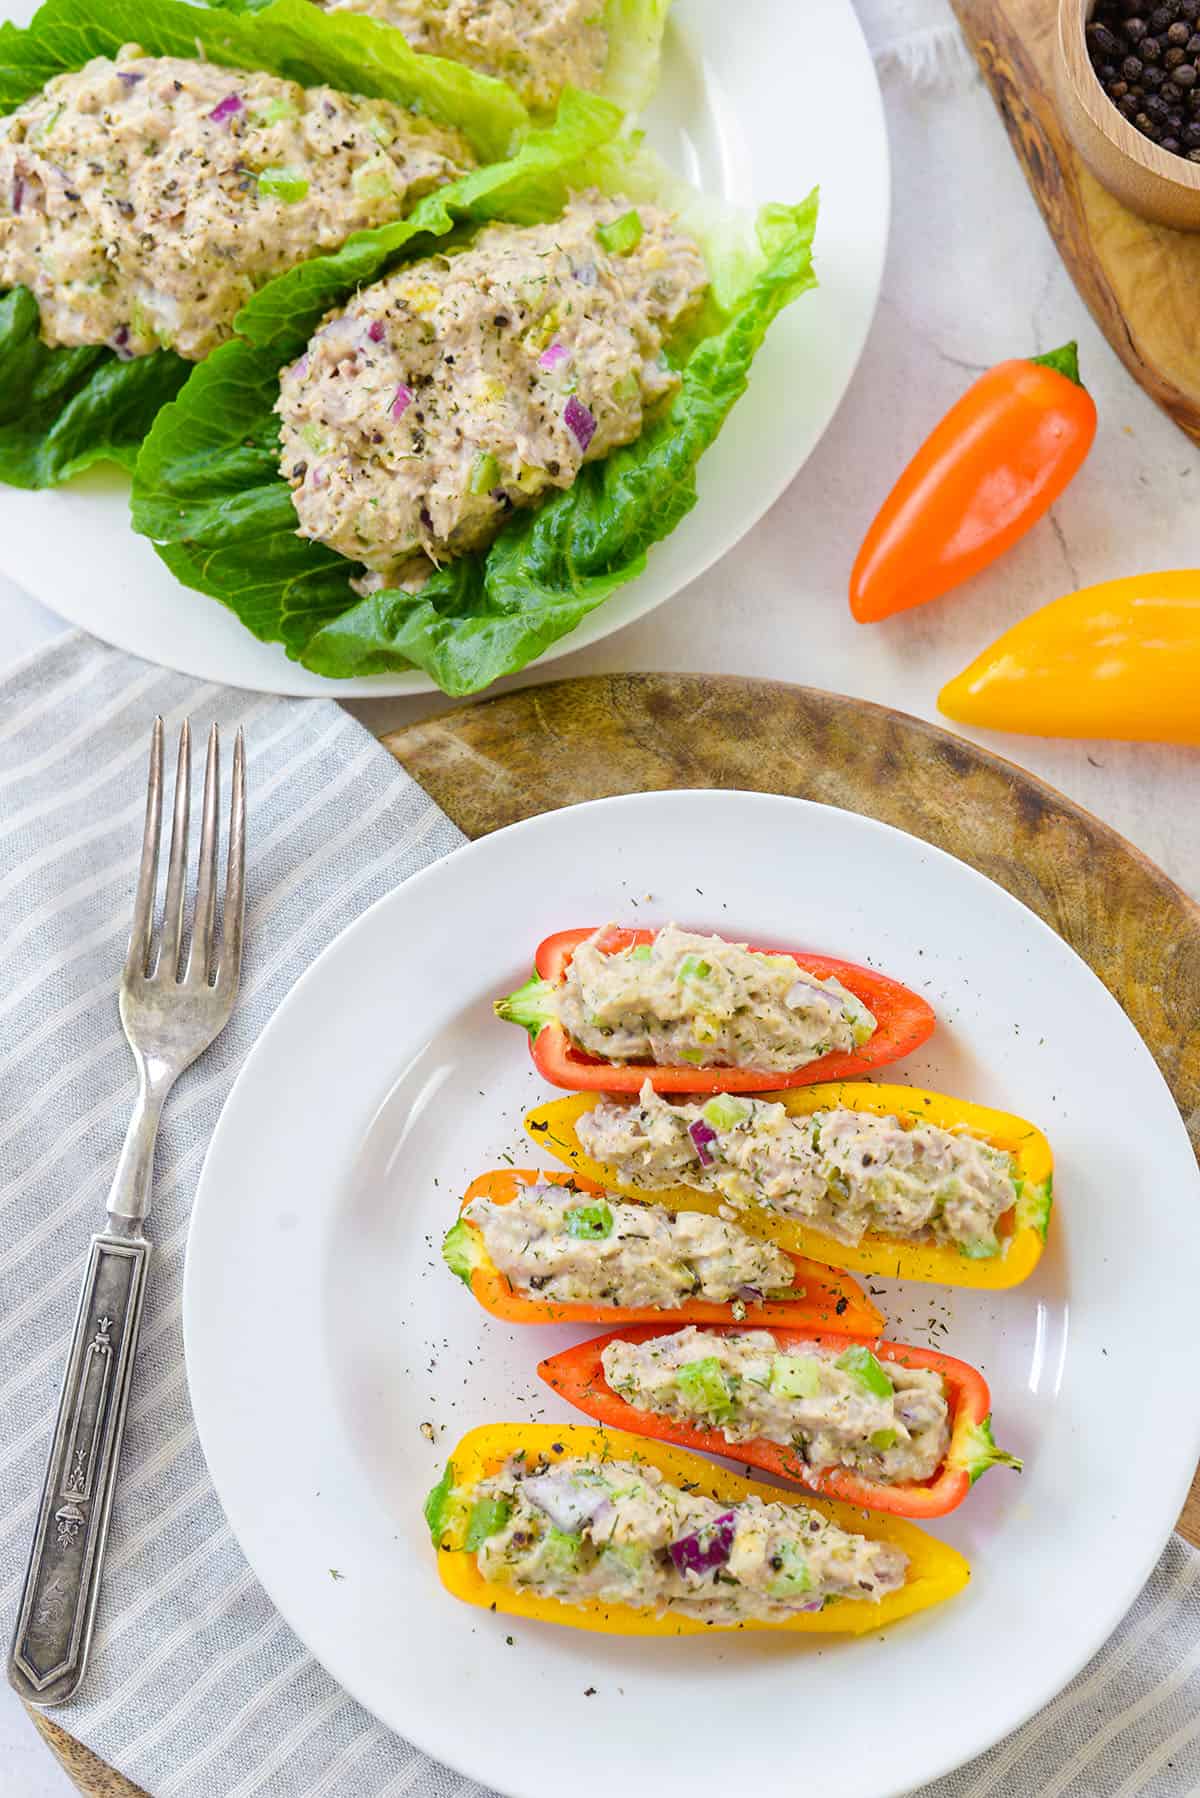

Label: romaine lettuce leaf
[0,0,530,487]
[207,0,674,119]
[131,112,818,694]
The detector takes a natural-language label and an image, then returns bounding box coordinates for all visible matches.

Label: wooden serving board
[32,674,1200,1797]
[950,0,1200,445]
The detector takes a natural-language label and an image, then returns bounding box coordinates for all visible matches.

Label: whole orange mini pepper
[939,570,1200,744]
[850,342,1097,622]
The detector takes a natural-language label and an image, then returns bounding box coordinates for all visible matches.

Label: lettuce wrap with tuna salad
[0,0,530,487]
[129,115,819,695]
[205,0,674,120]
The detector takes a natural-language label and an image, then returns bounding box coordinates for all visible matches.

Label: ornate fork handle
[8,1225,151,1706]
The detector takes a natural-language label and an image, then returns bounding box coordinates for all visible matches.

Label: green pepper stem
[1028,341,1082,387]
[494,972,557,1040]
[955,1415,1023,1486]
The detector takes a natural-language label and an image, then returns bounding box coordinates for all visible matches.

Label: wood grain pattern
[32,674,1200,1796]
[951,0,1200,444]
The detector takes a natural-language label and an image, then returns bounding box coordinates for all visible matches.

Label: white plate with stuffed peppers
[184,790,1200,1798]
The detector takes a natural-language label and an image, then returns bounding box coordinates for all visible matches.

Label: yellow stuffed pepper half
[426,1424,969,1637]
[525,1082,1053,1290]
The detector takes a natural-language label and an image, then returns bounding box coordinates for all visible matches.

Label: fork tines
[125,718,246,992]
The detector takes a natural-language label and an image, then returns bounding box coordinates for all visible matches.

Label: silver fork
[8,719,246,1708]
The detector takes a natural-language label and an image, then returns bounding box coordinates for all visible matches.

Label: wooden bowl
[1055,0,1200,229]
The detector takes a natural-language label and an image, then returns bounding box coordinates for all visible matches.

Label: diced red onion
[524,1472,615,1534]
[669,1512,736,1576]
[564,395,596,452]
[736,1284,763,1305]
[117,70,143,87]
[798,1598,824,1613]
[785,978,816,1010]
[112,324,132,359]
[688,1120,717,1166]
[209,93,243,123]
[573,261,597,286]
[367,319,386,343]
[12,177,22,215]
[538,340,568,372]
[391,382,412,420]
[310,465,328,488]
[290,354,308,380]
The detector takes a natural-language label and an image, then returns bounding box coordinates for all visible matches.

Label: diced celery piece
[352,160,394,200]
[767,1540,811,1597]
[869,1428,897,1452]
[468,450,501,495]
[676,1356,734,1421]
[702,1094,751,1132]
[254,96,299,125]
[770,1354,822,1400]
[678,955,712,981]
[565,1202,613,1240]
[630,944,653,961]
[596,209,644,255]
[257,165,309,203]
[835,1345,893,1399]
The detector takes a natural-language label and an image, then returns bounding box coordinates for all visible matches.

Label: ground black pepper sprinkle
[1088,0,1200,158]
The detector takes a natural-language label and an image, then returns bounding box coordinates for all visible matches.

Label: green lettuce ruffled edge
[131,106,818,695]
[0,0,531,487]
[207,0,674,120]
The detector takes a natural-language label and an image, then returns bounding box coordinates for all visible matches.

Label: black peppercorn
[1161,133,1183,147]
[1145,91,1171,116]
[1135,109,1161,134]
[1144,63,1166,86]
[1175,60,1198,83]
[1123,51,1145,75]
[1162,78,1184,98]
[1111,77,1131,95]
[1148,4,1172,28]
[1189,145,1200,157]
[1088,20,1124,54]
[1183,119,1200,142]
[1140,33,1162,56]
[1164,45,1187,65]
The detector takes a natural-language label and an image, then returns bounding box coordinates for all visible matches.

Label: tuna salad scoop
[275,193,708,584]
[554,923,877,1072]
[577,1083,1021,1256]
[0,49,474,361]
[463,1451,908,1623]
[456,1182,796,1309]
[602,1326,951,1484]
[313,0,607,114]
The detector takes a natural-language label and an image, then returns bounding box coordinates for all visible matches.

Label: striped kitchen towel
[2,635,1200,1798]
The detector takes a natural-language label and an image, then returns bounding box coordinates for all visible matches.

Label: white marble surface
[2,4,1198,1792]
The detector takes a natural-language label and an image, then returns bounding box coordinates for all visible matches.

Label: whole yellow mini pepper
[939,570,1200,744]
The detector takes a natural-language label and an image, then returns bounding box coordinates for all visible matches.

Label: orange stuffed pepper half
[441,1167,882,1334]
[425,1424,970,1636]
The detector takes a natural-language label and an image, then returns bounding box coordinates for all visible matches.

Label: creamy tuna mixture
[462,1452,907,1623]
[459,1182,796,1308]
[317,0,607,113]
[577,1083,1020,1256]
[0,49,473,360]
[603,1327,950,1483]
[276,195,708,583]
[555,924,877,1072]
